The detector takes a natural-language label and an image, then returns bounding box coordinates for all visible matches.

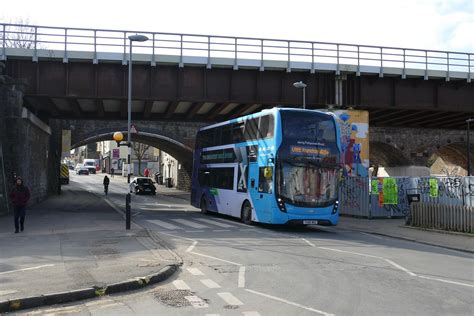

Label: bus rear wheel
[200,197,208,215]
[241,201,252,225]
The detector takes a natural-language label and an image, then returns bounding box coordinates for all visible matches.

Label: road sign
[130,124,138,134]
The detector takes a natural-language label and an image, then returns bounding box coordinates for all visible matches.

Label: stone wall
[0,74,53,212]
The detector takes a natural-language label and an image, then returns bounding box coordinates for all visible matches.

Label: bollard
[126,193,131,230]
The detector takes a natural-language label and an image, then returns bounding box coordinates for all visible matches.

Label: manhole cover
[153,289,194,308]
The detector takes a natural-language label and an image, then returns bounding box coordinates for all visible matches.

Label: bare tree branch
[2,18,38,49]
[132,143,150,176]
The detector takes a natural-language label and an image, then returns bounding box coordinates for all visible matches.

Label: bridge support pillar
[335,74,347,107]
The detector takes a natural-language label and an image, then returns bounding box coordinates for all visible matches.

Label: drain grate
[153,289,194,308]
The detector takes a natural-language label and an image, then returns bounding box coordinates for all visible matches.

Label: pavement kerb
[0,264,180,314]
[342,227,474,254]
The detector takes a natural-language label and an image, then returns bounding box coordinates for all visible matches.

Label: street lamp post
[293,81,307,109]
[467,119,474,176]
[127,34,149,183]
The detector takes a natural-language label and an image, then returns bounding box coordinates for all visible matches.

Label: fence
[0,23,472,80]
[339,176,474,219]
[410,203,474,233]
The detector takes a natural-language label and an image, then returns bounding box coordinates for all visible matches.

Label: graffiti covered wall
[334,110,369,177]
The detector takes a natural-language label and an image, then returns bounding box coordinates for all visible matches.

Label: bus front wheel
[200,197,208,215]
[241,201,252,225]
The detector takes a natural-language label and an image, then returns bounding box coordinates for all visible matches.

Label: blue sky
[1,0,473,52]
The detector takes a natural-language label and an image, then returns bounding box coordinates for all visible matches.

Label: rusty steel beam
[95,99,105,118]
[370,110,409,122]
[164,101,180,119]
[376,110,426,125]
[406,112,463,127]
[37,96,60,117]
[143,100,153,119]
[423,113,469,128]
[206,102,232,121]
[185,102,206,120]
[67,98,83,117]
[228,103,255,119]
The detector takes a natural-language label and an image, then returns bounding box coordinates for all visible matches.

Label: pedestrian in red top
[144,168,150,178]
[9,177,31,233]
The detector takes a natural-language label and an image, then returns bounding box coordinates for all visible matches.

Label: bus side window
[258,115,274,139]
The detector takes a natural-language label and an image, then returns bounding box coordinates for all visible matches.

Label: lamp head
[293,81,307,89]
[128,34,149,42]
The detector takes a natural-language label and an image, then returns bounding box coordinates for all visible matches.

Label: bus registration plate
[303,220,318,225]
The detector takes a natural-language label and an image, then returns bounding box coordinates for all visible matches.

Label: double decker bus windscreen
[277,110,340,207]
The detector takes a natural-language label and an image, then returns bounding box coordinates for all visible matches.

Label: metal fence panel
[339,177,370,216]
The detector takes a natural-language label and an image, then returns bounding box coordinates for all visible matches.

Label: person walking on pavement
[103,175,110,195]
[144,168,150,178]
[110,167,114,178]
[9,177,31,233]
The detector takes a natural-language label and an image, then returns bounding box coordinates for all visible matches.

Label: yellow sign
[291,146,329,157]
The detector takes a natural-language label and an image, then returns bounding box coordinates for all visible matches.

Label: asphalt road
[20,173,474,316]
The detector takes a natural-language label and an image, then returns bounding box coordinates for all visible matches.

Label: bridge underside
[5,57,474,129]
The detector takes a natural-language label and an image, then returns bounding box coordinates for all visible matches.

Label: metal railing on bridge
[1,23,472,81]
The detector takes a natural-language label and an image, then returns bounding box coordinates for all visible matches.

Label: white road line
[213,218,249,227]
[243,312,262,316]
[0,264,55,275]
[0,290,18,296]
[85,299,115,307]
[173,280,191,290]
[187,267,205,275]
[185,230,205,233]
[217,292,244,306]
[185,295,209,308]
[201,279,221,288]
[205,314,220,316]
[246,289,334,316]
[417,275,474,288]
[238,266,246,288]
[302,238,316,247]
[190,251,242,266]
[213,229,231,232]
[384,259,417,277]
[147,219,181,230]
[239,228,257,231]
[186,241,198,252]
[172,218,208,229]
[195,218,235,228]
[318,246,382,259]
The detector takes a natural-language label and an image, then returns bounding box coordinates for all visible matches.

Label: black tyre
[200,197,208,215]
[241,201,253,225]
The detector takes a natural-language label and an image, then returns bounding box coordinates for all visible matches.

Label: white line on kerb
[238,266,246,288]
[186,241,198,252]
[246,289,334,316]
[384,259,417,277]
[0,264,55,275]
[318,246,382,259]
[302,238,316,247]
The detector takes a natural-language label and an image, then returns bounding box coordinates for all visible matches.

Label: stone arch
[428,142,474,176]
[370,141,412,167]
[72,131,194,190]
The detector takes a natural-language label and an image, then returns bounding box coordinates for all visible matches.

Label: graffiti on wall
[334,110,369,177]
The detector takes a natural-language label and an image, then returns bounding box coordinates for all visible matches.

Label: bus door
[248,162,273,223]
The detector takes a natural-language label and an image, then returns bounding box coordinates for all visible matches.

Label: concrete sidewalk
[0,185,180,313]
[338,216,474,253]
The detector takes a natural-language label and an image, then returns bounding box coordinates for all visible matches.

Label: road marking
[246,289,334,315]
[318,246,382,259]
[190,251,242,266]
[85,299,115,307]
[239,228,257,231]
[185,230,205,233]
[196,218,235,228]
[205,314,220,316]
[243,312,262,316]
[201,279,221,288]
[384,259,417,276]
[173,280,191,290]
[217,292,244,306]
[0,264,55,275]
[213,229,231,232]
[186,241,198,252]
[187,267,205,275]
[172,218,208,229]
[418,275,474,288]
[147,219,181,230]
[185,295,209,308]
[238,266,246,288]
[302,238,316,247]
[0,290,18,296]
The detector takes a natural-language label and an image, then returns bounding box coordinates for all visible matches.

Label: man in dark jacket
[9,177,31,233]
[103,175,110,195]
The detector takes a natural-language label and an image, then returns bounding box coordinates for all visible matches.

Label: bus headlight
[276,197,287,212]
[332,200,339,214]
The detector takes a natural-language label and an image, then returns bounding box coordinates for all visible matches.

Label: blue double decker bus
[191,107,342,226]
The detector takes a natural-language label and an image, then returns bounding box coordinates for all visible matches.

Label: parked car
[76,167,90,175]
[130,177,156,195]
[83,159,97,174]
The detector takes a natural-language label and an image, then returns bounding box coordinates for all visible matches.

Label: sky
[1,0,473,52]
